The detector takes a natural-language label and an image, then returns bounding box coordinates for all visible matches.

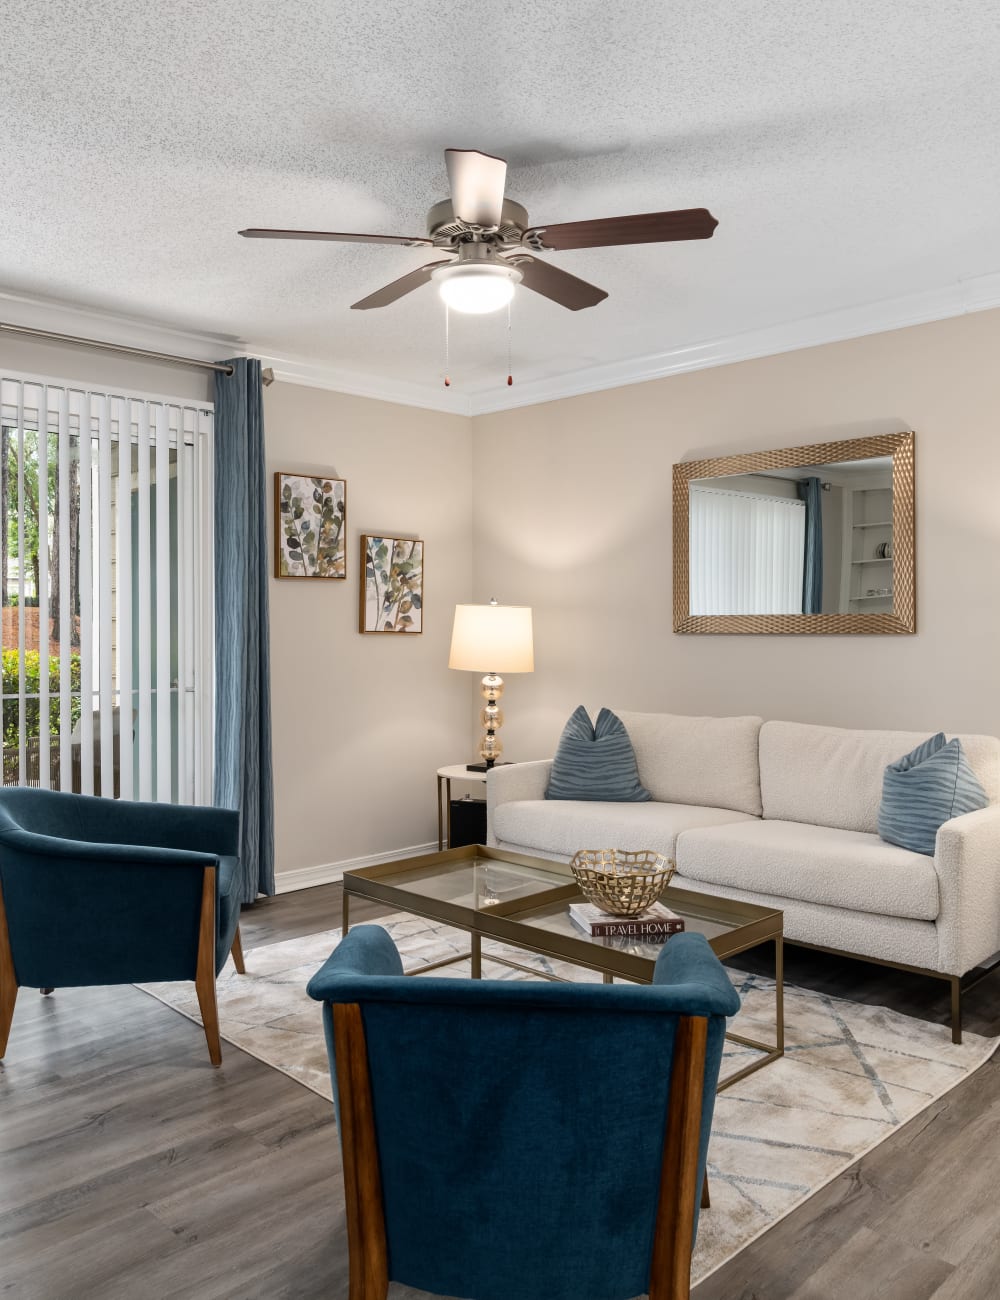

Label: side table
[436,764,488,850]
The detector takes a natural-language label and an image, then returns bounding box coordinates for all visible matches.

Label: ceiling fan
[239,148,718,315]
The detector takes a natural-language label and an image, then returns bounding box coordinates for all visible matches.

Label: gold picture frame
[274,472,347,579]
[359,535,424,634]
[672,431,915,634]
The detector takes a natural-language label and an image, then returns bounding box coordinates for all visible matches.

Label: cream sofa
[487,712,1000,1038]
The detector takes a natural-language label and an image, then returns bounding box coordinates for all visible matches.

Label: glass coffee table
[342,844,784,1089]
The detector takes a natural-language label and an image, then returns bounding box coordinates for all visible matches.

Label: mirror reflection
[689,457,893,617]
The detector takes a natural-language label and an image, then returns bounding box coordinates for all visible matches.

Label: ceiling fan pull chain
[443,303,451,387]
[506,300,513,386]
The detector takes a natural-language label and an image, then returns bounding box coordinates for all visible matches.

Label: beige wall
[263,383,474,877]
[7,308,1000,879]
[472,309,1000,762]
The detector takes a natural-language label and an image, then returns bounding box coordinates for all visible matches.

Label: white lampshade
[449,603,534,673]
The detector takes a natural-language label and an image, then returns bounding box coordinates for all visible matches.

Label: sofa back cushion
[613,712,764,816]
[760,721,1000,833]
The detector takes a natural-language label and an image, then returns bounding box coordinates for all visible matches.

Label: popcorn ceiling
[1,0,998,396]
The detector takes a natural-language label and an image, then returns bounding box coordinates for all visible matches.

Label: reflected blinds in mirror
[690,486,805,615]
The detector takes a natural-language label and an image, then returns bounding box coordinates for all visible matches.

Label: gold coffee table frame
[342,845,784,1091]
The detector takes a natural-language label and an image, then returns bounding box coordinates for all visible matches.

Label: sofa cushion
[545,706,650,802]
[676,819,939,922]
[879,733,988,854]
[493,800,758,862]
[669,876,941,973]
[613,711,763,816]
[759,721,1000,834]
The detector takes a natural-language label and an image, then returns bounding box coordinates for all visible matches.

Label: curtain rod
[0,320,235,376]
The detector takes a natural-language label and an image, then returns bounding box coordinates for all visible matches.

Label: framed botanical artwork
[274,472,346,579]
[359,535,424,633]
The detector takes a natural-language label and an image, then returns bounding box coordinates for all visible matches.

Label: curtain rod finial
[261,367,275,387]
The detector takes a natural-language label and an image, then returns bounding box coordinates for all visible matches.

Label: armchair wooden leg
[649,1015,709,1300]
[0,886,18,1059]
[701,1173,711,1209]
[195,867,222,1067]
[333,1004,390,1300]
[0,981,16,1059]
[195,970,222,1068]
[230,925,246,975]
[39,988,54,996]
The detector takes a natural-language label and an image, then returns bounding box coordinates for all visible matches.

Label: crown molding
[463,268,1000,415]
[249,351,473,416]
[251,268,1000,414]
[0,287,472,415]
[0,286,241,359]
[4,270,999,418]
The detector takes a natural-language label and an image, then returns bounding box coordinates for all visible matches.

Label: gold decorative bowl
[569,849,676,917]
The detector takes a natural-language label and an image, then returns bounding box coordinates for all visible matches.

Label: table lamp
[449,599,534,771]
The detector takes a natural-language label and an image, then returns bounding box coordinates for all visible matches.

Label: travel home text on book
[569,900,686,939]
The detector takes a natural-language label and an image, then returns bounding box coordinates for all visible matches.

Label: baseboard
[273,841,438,894]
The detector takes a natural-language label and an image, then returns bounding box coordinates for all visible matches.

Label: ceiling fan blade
[239,227,432,247]
[350,260,453,310]
[521,208,718,251]
[511,255,608,311]
[444,149,508,227]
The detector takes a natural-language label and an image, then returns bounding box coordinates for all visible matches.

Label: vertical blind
[689,485,806,615]
[0,371,214,803]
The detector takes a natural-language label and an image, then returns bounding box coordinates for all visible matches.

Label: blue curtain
[796,476,824,615]
[213,359,275,901]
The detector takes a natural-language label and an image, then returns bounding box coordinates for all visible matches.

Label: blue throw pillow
[545,706,651,802]
[878,732,988,855]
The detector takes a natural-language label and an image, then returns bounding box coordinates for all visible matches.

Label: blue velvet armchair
[307,925,740,1300]
[0,787,245,1067]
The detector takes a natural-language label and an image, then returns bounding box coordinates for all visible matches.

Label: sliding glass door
[0,372,214,802]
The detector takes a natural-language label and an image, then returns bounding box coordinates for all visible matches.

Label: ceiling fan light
[432,262,522,314]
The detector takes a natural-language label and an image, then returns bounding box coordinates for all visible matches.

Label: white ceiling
[761,457,893,480]
[2,1,999,409]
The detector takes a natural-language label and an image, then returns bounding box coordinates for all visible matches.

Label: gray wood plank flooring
[1,882,997,1299]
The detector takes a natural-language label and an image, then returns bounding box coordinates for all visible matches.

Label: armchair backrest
[308,926,738,1300]
[0,788,223,987]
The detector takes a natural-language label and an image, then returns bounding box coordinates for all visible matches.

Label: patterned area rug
[140,917,997,1291]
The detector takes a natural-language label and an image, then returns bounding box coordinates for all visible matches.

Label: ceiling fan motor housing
[425,198,530,250]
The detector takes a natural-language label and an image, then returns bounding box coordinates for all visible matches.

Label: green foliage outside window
[1,649,82,748]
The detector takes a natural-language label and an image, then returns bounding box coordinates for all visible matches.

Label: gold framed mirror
[673,431,915,634]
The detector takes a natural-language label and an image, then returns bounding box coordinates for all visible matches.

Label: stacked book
[569,900,685,941]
